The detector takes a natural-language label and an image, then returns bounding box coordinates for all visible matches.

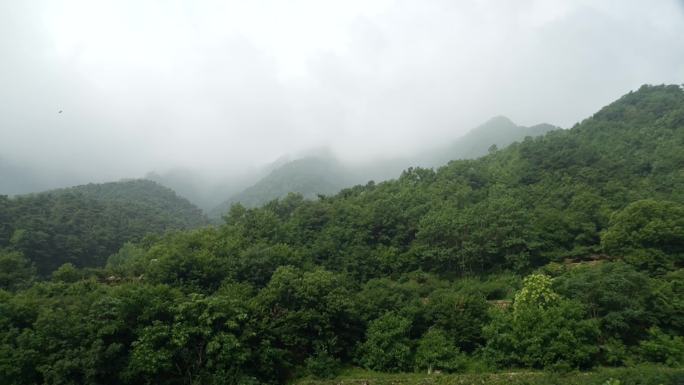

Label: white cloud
[1,0,683,179]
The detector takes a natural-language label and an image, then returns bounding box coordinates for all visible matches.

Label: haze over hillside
[0,115,558,212]
[209,116,558,214]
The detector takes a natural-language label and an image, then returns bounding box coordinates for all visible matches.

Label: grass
[295,365,684,385]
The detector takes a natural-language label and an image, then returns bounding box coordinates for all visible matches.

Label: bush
[305,350,341,379]
[359,313,414,372]
[483,274,599,370]
[639,327,684,366]
[415,328,465,373]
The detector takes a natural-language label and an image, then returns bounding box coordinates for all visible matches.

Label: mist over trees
[207,117,558,216]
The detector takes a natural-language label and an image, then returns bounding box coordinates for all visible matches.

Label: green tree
[513,274,559,313]
[554,262,652,347]
[253,267,361,381]
[415,328,465,373]
[0,250,35,290]
[602,200,684,270]
[639,327,684,367]
[484,274,599,370]
[423,290,489,352]
[359,313,413,372]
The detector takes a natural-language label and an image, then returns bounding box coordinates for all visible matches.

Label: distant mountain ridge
[210,156,353,216]
[418,116,558,167]
[210,116,558,215]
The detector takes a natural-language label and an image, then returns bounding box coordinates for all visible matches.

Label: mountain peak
[482,115,516,127]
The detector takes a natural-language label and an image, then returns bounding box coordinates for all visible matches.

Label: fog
[1,0,683,189]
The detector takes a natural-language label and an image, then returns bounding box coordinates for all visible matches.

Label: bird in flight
[58,110,63,114]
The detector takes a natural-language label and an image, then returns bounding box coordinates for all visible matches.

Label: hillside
[212,116,557,215]
[1,85,683,385]
[145,169,264,211]
[208,84,684,278]
[211,156,353,215]
[416,116,558,167]
[54,179,207,228]
[0,179,207,274]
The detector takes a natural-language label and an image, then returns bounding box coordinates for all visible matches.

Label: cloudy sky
[1,0,683,181]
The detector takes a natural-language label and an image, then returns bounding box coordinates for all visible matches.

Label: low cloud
[1,0,683,182]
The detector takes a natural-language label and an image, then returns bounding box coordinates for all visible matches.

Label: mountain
[53,179,208,228]
[3,85,684,385]
[208,84,684,278]
[211,156,354,215]
[0,179,207,274]
[145,169,258,212]
[211,116,558,215]
[417,116,558,167]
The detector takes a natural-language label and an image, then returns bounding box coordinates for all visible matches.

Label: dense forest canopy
[0,180,207,275]
[1,85,684,384]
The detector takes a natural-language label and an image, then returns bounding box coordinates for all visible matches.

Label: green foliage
[602,200,684,271]
[305,349,341,379]
[553,262,652,345]
[513,274,560,313]
[639,327,684,367]
[296,366,684,385]
[1,180,207,275]
[2,85,684,384]
[144,228,231,293]
[51,263,83,283]
[360,313,414,372]
[414,328,465,373]
[484,275,600,370]
[126,290,254,385]
[0,250,35,290]
[253,266,362,380]
[423,290,489,352]
[649,269,684,335]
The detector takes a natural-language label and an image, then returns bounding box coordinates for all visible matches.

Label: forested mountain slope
[1,85,683,385]
[212,84,683,278]
[55,179,207,228]
[415,116,558,167]
[212,156,353,213]
[145,169,265,212]
[0,179,207,274]
[212,116,557,214]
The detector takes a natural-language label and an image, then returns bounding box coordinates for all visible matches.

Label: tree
[484,274,599,370]
[553,262,652,346]
[513,274,559,313]
[51,263,82,283]
[0,250,35,290]
[126,288,254,385]
[602,200,684,270]
[639,327,684,367]
[415,328,464,373]
[423,290,489,352]
[253,266,361,380]
[359,313,413,372]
